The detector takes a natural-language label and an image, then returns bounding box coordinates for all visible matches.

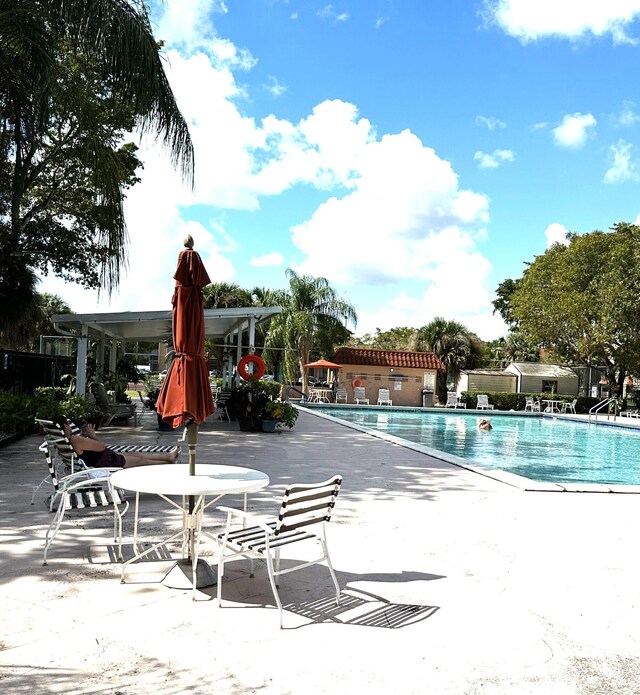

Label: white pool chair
[354,387,369,405]
[476,395,494,410]
[377,388,392,406]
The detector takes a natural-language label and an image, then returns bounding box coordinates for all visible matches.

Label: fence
[0,349,75,396]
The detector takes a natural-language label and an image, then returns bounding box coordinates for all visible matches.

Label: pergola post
[76,325,89,395]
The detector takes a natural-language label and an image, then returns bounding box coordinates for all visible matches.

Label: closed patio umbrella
[155,235,215,588]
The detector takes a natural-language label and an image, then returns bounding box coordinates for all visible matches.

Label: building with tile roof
[331,347,445,406]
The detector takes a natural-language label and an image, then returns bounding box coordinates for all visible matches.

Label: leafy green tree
[510,222,640,394]
[0,291,70,350]
[412,317,484,402]
[203,282,253,309]
[262,269,357,392]
[0,0,193,334]
[348,327,417,350]
[492,278,521,328]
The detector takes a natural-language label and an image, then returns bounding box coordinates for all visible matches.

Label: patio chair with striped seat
[41,434,129,565]
[216,475,343,628]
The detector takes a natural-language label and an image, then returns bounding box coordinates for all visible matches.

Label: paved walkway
[1,409,640,694]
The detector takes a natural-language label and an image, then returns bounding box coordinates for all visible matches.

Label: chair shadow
[284,587,439,629]
[215,563,443,629]
[88,542,176,564]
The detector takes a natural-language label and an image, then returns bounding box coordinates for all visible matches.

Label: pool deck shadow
[1,408,640,694]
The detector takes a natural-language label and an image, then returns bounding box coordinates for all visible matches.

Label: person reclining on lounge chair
[51,416,179,469]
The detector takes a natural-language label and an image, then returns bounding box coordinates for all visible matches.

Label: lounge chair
[37,420,130,565]
[335,387,348,404]
[377,388,392,406]
[33,418,179,508]
[445,391,465,408]
[216,475,342,628]
[354,386,369,405]
[476,394,494,410]
[93,382,137,426]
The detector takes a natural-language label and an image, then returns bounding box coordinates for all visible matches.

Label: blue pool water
[318,408,640,485]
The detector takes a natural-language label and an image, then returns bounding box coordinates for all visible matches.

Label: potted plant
[262,400,299,432]
[227,379,282,431]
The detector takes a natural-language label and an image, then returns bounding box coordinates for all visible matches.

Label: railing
[285,385,307,402]
[588,397,618,423]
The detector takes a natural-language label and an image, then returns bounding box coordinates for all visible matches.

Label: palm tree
[0,0,194,330]
[413,317,483,402]
[262,269,357,393]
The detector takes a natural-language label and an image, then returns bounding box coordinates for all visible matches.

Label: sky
[39,0,640,341]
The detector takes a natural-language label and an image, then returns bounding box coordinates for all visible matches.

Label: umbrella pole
[186,421,198,554]
[162,419,217,591]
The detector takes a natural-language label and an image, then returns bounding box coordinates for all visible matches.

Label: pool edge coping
[298,405,640,494]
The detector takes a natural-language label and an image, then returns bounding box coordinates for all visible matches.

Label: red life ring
[238,354,266,380]
[352,377,363,388]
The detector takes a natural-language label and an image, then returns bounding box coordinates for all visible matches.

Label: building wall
[338,366,439,406]
[457,374,516,395]
[518,375,578,395]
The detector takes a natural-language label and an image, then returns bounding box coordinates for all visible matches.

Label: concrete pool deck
[1,408,640,694]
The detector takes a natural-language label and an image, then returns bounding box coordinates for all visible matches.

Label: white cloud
[544,222,570,247]
[474,149,515,169]
[482,0,640,43]
[614,101,640,126]
[250,252,284,267]
[317,5,350,22]
[552,112,597,148]
[263,76,287,97]
[475,115,506,130]
[375,16,390,29]
[604,139,640,182]
[289,122,492,316]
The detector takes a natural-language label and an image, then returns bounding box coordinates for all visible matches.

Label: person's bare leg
[122,450,178,468]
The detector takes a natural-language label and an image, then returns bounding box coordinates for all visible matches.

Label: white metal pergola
[51,307,282,394]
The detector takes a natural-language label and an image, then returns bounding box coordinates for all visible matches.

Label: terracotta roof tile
[333,347,445,371]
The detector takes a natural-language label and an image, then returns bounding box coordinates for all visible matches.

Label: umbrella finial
[183,234,194,249]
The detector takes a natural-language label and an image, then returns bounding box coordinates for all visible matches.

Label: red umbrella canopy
[156,241,214,428]
[303,359,342,369]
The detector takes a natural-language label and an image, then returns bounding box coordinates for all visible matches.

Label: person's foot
[171,449,180,462]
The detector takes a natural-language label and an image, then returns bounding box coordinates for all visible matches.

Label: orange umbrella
[155,237,215,588]
[303,359,342,369]
[156,237,214,476]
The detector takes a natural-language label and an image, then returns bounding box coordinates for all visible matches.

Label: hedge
[460,391,601,414]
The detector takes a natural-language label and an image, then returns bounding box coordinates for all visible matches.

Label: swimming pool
[316,407,640,486]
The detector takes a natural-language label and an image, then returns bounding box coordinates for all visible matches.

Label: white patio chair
[524,396,540,412]
[561,398,577,414]
[335,387,348,404]
[377,388,392,406]
[476,394,494,410]
[40,429,129,565]
[354,386,369,405]
[216,475,343,628]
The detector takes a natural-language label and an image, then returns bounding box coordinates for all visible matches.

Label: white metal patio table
[541,399,562,413]
[110,463,269,598]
